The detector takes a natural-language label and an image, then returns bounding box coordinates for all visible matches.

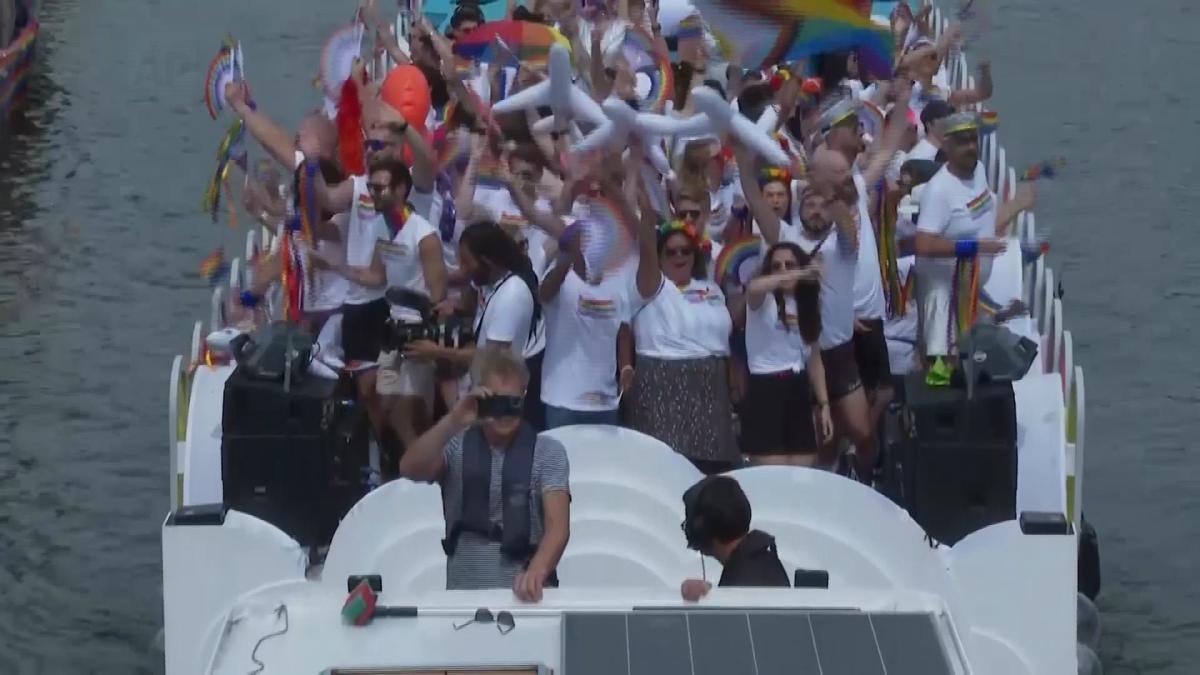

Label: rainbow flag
[199,247,229,287]
[692,0,893,75]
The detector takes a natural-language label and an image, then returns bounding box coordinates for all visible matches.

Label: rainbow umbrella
[691,0,893,77]
[452,20,569,70]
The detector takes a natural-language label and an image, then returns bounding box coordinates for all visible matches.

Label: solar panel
[561,610,957,675]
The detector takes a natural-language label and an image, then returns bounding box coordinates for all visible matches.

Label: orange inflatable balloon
[379,65,432,134]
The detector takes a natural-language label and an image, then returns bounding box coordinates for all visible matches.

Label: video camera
[383,287,474,351]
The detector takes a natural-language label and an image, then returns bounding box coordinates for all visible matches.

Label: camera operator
[311,154,448,461]
[399,346,570,601]
[679,475,791,601]
[404,220,543,429]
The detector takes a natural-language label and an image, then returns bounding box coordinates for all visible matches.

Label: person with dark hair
[679,475,790,600]
[736,242,832,465]
[447,2,485,40]
[624,195,738,473]
[909,99,955,162]
[314,153,448,457]
[406,220,545,428]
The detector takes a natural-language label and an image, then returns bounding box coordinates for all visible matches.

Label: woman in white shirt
[625,208,739,474]
[737,242,833,465]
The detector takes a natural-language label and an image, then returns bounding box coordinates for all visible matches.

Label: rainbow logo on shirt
[578,296,616,318]
[377,241,409,259]
[682,288,710,304]
[357,192,376,214]
[966,190,993,219]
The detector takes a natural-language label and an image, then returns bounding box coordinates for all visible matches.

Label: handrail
[168,355,184,510]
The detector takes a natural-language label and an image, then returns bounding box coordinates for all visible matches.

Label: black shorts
[853,317,892,391]
[741,370,818,455]
[822,340,863,401]
[341,298,389,364]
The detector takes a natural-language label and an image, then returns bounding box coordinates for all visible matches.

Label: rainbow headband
[939,112,981,136]
[659,219,712,253]
[758,166,793,186]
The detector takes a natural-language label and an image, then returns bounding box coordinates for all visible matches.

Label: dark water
[0,0,1195,672]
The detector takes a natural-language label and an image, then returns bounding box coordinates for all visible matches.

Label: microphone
[341,580,418,626]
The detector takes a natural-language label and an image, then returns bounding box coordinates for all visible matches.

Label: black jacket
[717,530,791,588]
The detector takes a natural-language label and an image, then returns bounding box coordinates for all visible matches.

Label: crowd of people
[218,0,1034,600]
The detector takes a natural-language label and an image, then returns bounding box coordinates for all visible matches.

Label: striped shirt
[440,432,570,590]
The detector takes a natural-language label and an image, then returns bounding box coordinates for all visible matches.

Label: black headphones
[681,476,719,554]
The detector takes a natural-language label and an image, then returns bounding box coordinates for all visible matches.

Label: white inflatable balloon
[690,87,790,166]
[491,44,606,130]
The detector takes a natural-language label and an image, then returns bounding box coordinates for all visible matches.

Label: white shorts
[376,350,435,403]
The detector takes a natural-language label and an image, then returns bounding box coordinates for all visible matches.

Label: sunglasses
[366,183,392,194]
[676,209,702,222]
[513,169,539,182]
[364,139,390,153]
[453,608,516,635]
[664,246,694,258]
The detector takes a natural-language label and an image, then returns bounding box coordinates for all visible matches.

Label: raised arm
[634,174,664,299]
[859,79,912,188]
[391,119,436,193]
[363,0,412,66]
[227,82,295,169]
[453,131,488,224]
[734,144,785,245]
[949,60,993,108]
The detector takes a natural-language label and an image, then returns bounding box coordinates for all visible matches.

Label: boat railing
[923,0,1086,530]
[167,1,1088,531]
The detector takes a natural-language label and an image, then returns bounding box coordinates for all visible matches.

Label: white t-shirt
[784,222,857,350]
[745,292,809,374]
[345,175,389,306]
[474,273,536,359]
[884,256,919,375]
[852,170,886,320]
[541,269,632,411]
[289,151,350,312]
[632,276,731,360]
[378,209,438,297]
[303,215,351,313]
[915,162,998,356]
[907,138,939,162]
[916,162,997,277]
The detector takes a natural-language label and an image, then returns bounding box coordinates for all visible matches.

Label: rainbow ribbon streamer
[199,247,230,287]
[949,256,981,348]
[201,119,248,224]
[877,186,906,318]
[297,161,320,243]
[1019,157,1065,182]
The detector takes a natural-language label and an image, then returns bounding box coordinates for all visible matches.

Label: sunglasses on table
[453,608,516,635]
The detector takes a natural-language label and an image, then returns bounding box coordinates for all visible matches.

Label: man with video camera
[399,346,570,602]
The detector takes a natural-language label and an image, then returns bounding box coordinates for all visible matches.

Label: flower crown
[659,219,712,253]
[758,165,792,186]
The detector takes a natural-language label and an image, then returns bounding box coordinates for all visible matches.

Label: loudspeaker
[222,366,369,547]
[958,323,1038,398]
[899,373,1018,545]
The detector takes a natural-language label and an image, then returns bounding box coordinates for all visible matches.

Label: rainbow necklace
[383,203,414,239]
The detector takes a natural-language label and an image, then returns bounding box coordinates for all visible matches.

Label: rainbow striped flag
[199,247,229,287]
[691,0,893,76]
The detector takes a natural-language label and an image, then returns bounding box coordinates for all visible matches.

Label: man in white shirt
[915,113,1033,363]
[815,93,911,480]
[908,99,954,162]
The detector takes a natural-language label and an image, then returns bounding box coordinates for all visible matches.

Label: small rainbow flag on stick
[978,110,998,135]
[1019,157,1065,182]
[200,247,229,286]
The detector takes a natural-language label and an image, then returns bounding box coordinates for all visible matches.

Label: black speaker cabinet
[899,373,1018,545]
[221,366,369,547]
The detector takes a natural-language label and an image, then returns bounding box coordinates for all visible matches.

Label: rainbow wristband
[239,290,261,308]
[954,239,979,258]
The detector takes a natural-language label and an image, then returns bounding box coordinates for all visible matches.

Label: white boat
[163,2,1094,673]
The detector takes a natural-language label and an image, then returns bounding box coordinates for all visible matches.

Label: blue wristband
[239,290,260,308]
[954,239,979,258]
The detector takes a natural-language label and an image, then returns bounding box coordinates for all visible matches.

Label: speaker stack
[897,372,1019,545]
[221,368,369,548]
